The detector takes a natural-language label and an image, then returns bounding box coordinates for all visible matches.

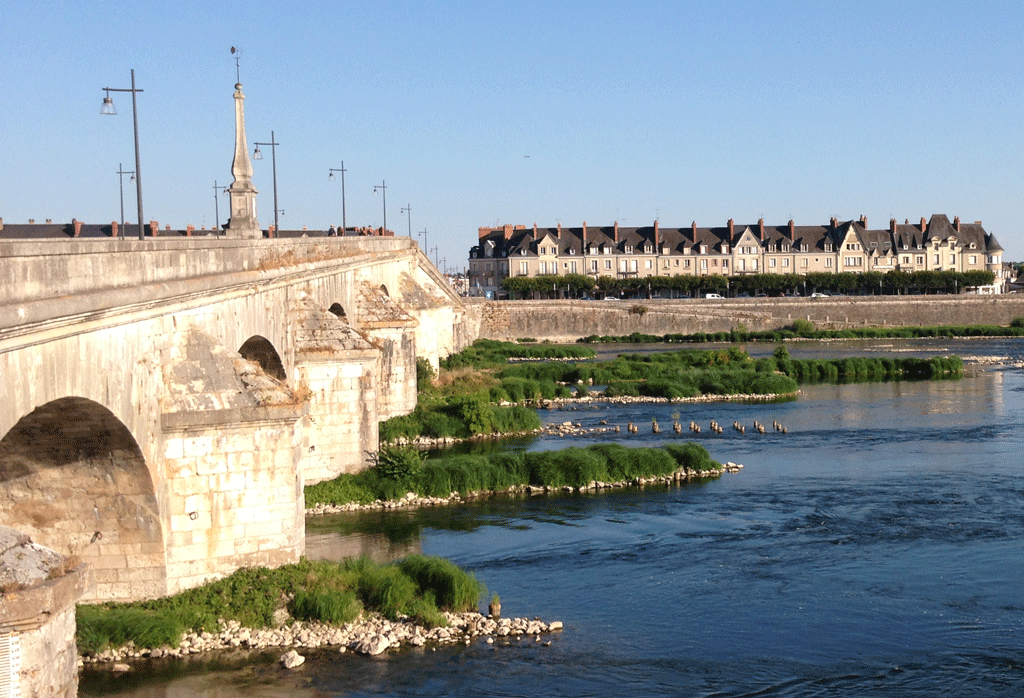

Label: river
[81,338,1024,697]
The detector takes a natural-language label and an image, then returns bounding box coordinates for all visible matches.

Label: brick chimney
[504,223,513,240]
[533,222,538,237]
[582,221,587,248]
[758,218,765,240]
[614,220,619,244]
[890,218,897,234]
[788,219,795,241]
[150,220,158,237]
[111,221,119,238]
[653,219,659,249]
[557,222,562,240]
[954,216,961,232]
[478,226,491,240]
[72,218,81,237]
[859,214,867,228]
[920,217,927,233]
[728,218,734,239]
[186,224,194,236]
[830,216,837,228]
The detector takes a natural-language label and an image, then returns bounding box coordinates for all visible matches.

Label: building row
[468,214,1006,296]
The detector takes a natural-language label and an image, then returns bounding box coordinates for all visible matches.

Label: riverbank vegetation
[578,319,1024,345]
[305,442,723,508]
[76,555,484,653]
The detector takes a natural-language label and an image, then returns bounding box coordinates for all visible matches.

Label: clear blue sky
[3,1,1022,270]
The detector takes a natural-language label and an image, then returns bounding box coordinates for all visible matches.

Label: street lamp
[328,162,347,235]
[400,204,412,238]
[373,181,387,235]
[253,131,280,235]
[100,69,144,240]
[418,229,428,257]
[116,163,135,237]
[212,181,229,235]
[431,245,439,268]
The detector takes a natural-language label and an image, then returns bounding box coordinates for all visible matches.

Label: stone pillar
[226,82,261,239]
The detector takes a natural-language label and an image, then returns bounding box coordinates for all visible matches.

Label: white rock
[281,650,305,669]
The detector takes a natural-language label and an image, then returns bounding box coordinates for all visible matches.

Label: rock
[280,650,305,669]
[548,621,563,631]
[111,663,131,673]
[353,633,391,656]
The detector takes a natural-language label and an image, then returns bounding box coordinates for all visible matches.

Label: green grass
[306,442,722,507]
[76,555,485,654]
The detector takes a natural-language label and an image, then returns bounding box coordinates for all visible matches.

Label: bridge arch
[379,283,390,297]
[239,335,287,381]
[328,302,347,321]
[0,396,165,601]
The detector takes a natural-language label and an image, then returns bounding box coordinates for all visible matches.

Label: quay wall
[471,296,1024,342]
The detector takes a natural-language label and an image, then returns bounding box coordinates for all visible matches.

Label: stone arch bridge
[0,236,474,601]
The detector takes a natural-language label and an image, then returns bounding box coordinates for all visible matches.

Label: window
[824,243,833,252]
[722,259,729,270]
[700,259,708,270]
[917,256,924,265]
[569,261,578,273]
[630,260,638,272]
[624,245,632,254]
[519,261,527,275]
[751,259,757,270]
[590,260,598,272]
[539,262,547,274]
[781,244,790,252]
[782,258,790,267]
[722,244,730,254]
[825,258,832,268]
[737,259,744,271]
[969,255,977,265]
[700,245,708,254]
[644,244,652,253]
[933,254,940,265]
[768,244,776,252]
[950,255,956,265]
[902,256,909,264]
[645,260,652,269]
[801,244,808,252]
[769,258,777,268]
[681,259,687,267]
[663,259,669,268]
[604,259,612,270]
[568,248,575,255]
[801,258,808,268]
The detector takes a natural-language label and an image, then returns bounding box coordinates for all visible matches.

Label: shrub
[397,554,484,612]
[377,445,425,480]
[290,588,362,625]
[416,357,435,390]
[1011,317,1024,328]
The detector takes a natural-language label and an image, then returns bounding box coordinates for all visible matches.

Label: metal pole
[117,163,126,234]
[374,181,387,235]
[401,204,412,238]
[271,130,279,235]
[419,229,428,257]
[341,161,346,235]
[130,69,144,240]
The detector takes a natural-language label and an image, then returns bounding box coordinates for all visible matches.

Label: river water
[81,339,1024,697]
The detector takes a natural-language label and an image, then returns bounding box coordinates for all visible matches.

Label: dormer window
[781,244,789,252]
[722,244,730,254]
[568,248,575,255]
[644,244,652,254]
[519,248,527,256]
[801,244,808,252]
[767,244,776,252]
[699,245,707,254]
[624,245,632,254]
[824,243,833,252]
[661,246,669,255]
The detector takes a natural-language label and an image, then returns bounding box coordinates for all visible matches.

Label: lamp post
[373,181,387,235]
[212,181,229,235]
[101,69,144,240]
[400,204,412,238]
[418,229,428,257]
[431,246,439,268]
[328,162,347,235]
[253,131,280,234]
[116,163,135,236]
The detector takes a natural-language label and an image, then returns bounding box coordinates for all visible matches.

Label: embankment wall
[471,296,1024,342]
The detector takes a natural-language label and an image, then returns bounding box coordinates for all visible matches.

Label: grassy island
[77,555,483,654]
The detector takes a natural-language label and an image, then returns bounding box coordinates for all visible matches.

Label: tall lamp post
[431,246,439,268]
[328,162,347,235]
[253,132,280,234]
[373,181,387,235]
[400,204,412,238]
[212,181,229,235]
[116,163,135,236]
[418,229,428,258]
[101,69,145,240]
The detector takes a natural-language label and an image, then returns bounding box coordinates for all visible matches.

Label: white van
[704,293,724,299]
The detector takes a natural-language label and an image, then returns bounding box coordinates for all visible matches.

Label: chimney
[728,218,734,238]
[890,218,897,234]
[0,218,4,231]
[111,221,119,238]
[72,218,81,237]
[504,223,513,240]
[479,226,491,240]
[582,221,587,248]
[920,217,927,233]
[859,214,867,228]
[533,222,538,237]
[975,220,982,225]
[758,217,765,240]
[269,225,276,237]
[954,216,961,232]
[150,220,158,237]
[557,222,562,240]
[691,221,697,236]
[615,220,619,243]
[654,219,659,249]
[186,224,194,236]
[830,216,837,228]
[788,219,795,241]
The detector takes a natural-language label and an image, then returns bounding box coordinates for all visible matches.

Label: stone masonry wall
[475,296,1024,342]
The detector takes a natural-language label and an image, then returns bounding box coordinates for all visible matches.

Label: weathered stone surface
[280,650,305,668]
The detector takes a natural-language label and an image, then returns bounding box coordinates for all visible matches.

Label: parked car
[811,292,829,298]
[603,296,620,301]
[704,293,724,299]
[580,296,594,301]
